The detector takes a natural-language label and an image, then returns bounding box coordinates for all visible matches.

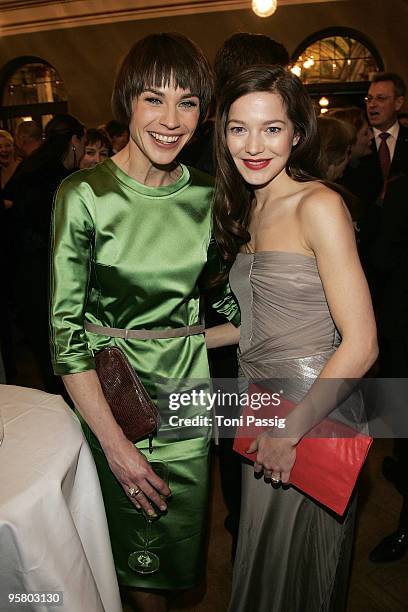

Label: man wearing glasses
[362,72,408,203]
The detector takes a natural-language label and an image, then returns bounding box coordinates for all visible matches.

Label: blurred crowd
[0,117,129,392]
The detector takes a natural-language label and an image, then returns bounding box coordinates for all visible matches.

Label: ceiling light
[252,0,278,18]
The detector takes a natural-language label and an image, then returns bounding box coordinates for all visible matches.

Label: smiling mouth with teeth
[149,131,181,144]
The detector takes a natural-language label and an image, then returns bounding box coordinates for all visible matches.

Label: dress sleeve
[49,178,96,375]
[203,236,240,327]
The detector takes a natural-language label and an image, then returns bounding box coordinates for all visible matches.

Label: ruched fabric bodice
[229,251,338,365]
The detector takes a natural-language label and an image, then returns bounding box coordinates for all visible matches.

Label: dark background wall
[0,0,407,127]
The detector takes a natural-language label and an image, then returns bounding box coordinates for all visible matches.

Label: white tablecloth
[0,385,122,612]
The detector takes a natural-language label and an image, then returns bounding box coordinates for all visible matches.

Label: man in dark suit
[354,72,408,207]
[361,72,408,563]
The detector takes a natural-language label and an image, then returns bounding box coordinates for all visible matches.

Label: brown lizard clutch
[95,346,160,449]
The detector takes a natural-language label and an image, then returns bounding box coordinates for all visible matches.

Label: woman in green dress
[49,33,239,611]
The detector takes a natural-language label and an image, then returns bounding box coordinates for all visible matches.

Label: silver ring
[128,486,142,498]
[270,473,281,484]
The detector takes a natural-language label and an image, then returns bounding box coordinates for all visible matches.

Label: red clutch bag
[233,383,372,516]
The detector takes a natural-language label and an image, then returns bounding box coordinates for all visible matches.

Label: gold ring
[128,486,142,498]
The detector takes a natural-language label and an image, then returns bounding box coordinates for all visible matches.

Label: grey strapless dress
[228,252,358,612]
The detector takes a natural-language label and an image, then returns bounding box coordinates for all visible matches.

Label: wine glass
[128,461,169,574]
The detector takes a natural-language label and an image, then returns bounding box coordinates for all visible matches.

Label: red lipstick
[243,159,271,170]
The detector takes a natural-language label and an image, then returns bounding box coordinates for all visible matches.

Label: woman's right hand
[104,438,171,517]
[61,371,171,516]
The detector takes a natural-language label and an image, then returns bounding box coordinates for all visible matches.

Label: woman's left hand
[247,433,298,484]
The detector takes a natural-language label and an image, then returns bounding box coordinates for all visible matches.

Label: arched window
[290,28,383,110]
[291,28,383,84]
[0,57,68,132]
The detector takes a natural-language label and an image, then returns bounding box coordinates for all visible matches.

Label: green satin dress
[49,158,239,590]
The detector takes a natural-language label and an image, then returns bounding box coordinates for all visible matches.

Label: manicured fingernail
[160,505,166,512]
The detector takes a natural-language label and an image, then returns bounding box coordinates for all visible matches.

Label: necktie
[378,132,391,181]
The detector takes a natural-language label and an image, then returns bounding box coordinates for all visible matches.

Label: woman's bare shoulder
[292,182,354,254]
[296,181,350,223]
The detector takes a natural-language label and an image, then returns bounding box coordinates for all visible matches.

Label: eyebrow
[227,119,286,126]
[141,88,199,99]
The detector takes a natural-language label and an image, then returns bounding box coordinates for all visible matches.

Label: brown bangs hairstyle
[213,65,321,269]
[112,32,213,125]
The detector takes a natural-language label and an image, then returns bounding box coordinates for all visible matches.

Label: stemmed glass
[128,461,169,574]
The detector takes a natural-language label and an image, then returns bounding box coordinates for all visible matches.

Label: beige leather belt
[84,320,205,340]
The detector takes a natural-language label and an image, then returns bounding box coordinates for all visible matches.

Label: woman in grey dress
[206,66,378,610]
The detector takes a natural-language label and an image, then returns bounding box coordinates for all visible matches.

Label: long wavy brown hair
[213,65,321,273]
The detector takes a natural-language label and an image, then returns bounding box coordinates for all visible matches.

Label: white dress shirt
[373,121,400,162]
